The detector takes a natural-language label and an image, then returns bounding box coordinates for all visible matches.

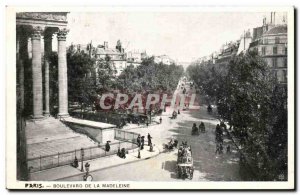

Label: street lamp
[80,148,84,172]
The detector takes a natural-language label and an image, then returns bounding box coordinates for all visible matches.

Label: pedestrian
[219,143,223,154]
[192,123,199,135]
[105,141,111,152]
[159,117,162,124]
[137,135,141,147]
[146,120,149,127]
[199,122,205,133]
[117,148,121,157]
[147,133,152,146]
[215,144,220,154]
[178,109,180,114]
[215,124,222,141]
[226,145,231,154]
[72,156,78,168]
[85,162,90,173]
[149,142,154,152]
[220,121,227,130]
[141,136,145,150]
[121,148,126,158]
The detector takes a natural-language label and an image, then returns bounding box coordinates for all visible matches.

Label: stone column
[18,34,27,111]
[44,31,52,116]
[57,28,69,117]
[31,26,44,119]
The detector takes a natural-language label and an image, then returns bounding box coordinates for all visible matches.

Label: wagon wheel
[83,173,93,181]
[177,166,182,178]
[86,174,93,181]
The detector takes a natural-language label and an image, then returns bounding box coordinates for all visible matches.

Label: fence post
[39,155,41,171]
[90,147,91,159]
[58,152,60,166]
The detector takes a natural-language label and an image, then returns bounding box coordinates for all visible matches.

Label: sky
[63,12,286,64]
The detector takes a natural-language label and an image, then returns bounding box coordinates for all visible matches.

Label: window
[273,47,277,55]
[275,37,280,44]
[272,58,278,68]
[284,58,287,67]
[274,70,278,79]
[264,38,268,44]
[285,47,288,55]
[262,47,266,55]
[282,70,287,83]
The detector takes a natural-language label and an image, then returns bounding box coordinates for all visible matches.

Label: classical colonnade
[17,12,69,119]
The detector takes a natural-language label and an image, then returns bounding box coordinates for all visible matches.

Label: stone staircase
[25,117,98,159]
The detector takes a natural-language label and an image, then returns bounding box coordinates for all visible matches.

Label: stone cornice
[16,12,68,22]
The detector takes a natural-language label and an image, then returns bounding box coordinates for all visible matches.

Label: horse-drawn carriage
[177,143,194,179]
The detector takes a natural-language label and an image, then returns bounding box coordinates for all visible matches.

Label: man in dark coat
[147,133,152,146]
[105,141,111,152]
[137,135,141,147]
[141,136,145,150]
[199,122,205,133]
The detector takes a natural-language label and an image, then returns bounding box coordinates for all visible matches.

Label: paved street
[60,80,242,181]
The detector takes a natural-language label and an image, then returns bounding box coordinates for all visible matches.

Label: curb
[54,146,161,181]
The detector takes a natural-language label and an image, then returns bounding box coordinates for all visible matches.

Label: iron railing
[27,129,140,173]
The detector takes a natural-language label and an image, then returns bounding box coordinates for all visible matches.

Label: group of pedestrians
[215,122,231,155]
[191,122,206,135]
[137,133,153,150]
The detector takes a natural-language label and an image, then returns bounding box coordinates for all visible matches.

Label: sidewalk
[29,145,160,181]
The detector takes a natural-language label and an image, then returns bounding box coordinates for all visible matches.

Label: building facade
[215,41,240,64]
[95,40,127,76]
[249,20,287,83]
[154,55,175,65]
[126,50,147,68]
[194,13,288,84]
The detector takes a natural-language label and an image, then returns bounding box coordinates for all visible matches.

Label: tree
[187,50,287,180]
[117,56,184,94]
[95,55,117,94]
[67,50,96,104]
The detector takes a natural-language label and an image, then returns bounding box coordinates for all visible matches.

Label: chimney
[282,15,286,24]
[104,41,108,50]
[271,12,273,24]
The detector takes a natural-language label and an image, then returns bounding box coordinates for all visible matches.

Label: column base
[30,115,45,121]
[43,111,50,117]
[58,113,69,118]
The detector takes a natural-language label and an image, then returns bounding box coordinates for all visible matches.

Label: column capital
[57,28,69,41]
[31,26,44,40]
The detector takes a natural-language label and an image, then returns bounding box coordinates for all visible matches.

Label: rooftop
[264,25,287,35]
[96,47,123,55]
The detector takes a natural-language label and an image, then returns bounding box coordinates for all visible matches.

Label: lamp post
[80,148,84,172]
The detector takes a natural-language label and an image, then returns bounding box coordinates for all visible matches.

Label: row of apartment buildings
[195,12,288,84]
[68,40,175,76]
